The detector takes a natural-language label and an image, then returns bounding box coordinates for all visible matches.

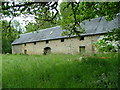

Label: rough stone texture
[12,14,120,55]
[12,35,102,55]
[12,44,23,54]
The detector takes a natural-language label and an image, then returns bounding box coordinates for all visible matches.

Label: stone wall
[12,35,102,55]
[12,44,23,54]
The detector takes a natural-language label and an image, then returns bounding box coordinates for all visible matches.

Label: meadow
[2,53,119,88]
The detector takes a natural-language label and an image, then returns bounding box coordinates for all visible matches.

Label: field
[2,53,119,88]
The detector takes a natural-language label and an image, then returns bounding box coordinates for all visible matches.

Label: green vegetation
[94,28,120,52]
[1,20,22,53]
[2,53,118,88]
[1,2,120,35]
[1,2,119,54]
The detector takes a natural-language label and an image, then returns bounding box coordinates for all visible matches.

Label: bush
[94,28,120,52]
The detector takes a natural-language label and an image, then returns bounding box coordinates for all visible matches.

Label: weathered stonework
[12,35,102,55]
[12,15,119,55]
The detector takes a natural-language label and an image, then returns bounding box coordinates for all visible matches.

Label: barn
[12,15,119,55]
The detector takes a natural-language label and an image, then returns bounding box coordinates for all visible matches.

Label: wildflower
[79,57,83,61]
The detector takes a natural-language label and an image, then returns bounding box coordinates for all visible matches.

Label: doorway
[24,49,27,54]
[44,47,51,55]
[79,46,85,54]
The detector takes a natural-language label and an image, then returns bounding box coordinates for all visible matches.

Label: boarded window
[24,50,27,54]
[79,46,85,54]
[61,38,64,42]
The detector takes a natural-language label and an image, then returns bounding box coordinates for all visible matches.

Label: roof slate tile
[12,15,119,45]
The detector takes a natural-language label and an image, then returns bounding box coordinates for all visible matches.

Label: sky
[4,14,35,32]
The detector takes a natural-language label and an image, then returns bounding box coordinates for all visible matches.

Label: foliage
[25,14,61,33]
[1,20,22,53]
[2,53,118,88]
[25,22,39,33]
[1,2,120,35]
[11,20,23,33]
[94,28,120,52]
[1,2,120,53]
[60,2,120,36]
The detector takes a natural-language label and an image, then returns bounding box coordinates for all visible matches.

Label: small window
[46,40,49,44]
[24,50,27,54]
[80,36,84,40]
[24,43,26,46]
[61,38,64,42]
[34,42,36,45]
[79,46,85,54]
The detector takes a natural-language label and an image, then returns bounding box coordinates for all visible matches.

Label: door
[79,46,85,54]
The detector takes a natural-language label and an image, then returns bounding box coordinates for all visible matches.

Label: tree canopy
[1,1,120,35]
[25,13,61,33]
[1,1,120,53]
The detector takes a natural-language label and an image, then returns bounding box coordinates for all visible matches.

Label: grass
[0,54,2,89]
[2,53,119,88]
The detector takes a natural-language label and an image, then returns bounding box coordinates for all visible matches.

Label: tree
[1,20,22,53]
[60,2,120,36]
[1,2,120,53]
[25,13,61,33]
[11,20,23,33]
[1,2,120,35]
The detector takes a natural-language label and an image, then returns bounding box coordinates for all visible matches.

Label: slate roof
[12,15,120,45]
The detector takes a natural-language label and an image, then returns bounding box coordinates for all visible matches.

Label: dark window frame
[80,36,84,40]
[61,38,64,42]
[79,46,85,54]
[34,42,36,45]
[46,40,49,44]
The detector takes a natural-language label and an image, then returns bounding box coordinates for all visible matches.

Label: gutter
[12,32,107,45]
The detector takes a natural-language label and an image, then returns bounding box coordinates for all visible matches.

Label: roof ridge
[38,26,60,32]
[21,26,61,36]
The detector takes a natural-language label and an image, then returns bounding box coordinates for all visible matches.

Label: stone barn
[12,15,119,55]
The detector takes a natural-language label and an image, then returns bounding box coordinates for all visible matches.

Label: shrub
[94,28,120,52]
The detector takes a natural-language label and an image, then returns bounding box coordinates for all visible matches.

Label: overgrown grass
[2,53,119,88]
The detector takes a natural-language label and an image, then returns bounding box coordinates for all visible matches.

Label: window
[24,43,26,46]
[80,36,84,40]
[46,40,49,44]
[79,46,85,54]
[24,50,27,54]
[34,42,36,45]
[61,38,64,42]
